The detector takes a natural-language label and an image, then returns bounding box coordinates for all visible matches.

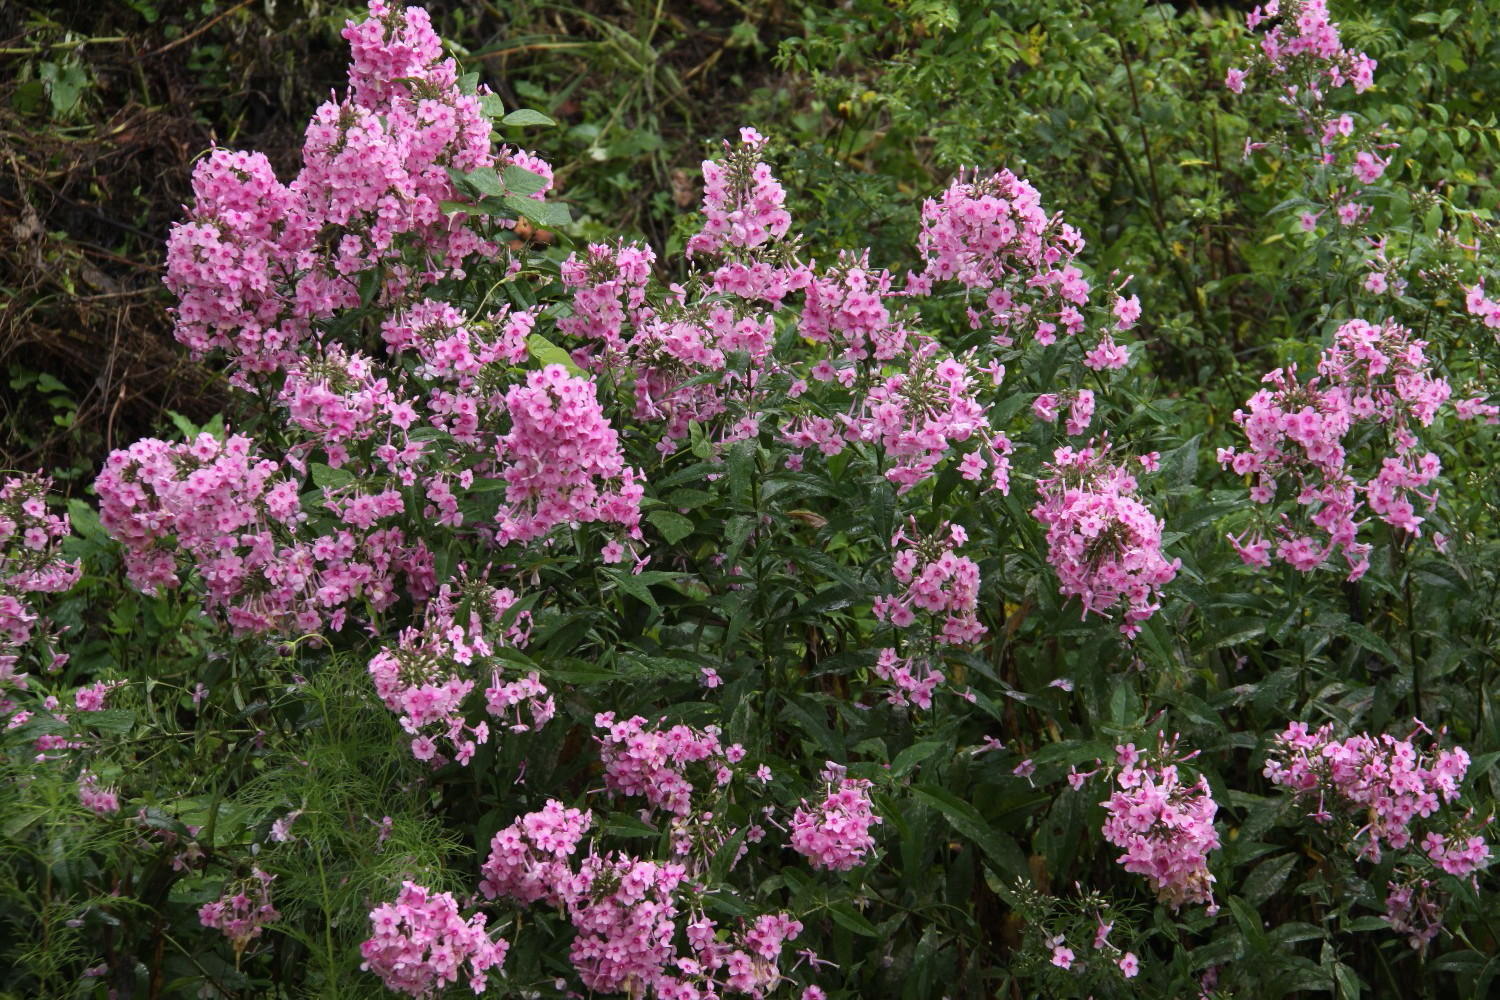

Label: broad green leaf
[464,166,505,197]
[890,740,946,779]
[647,510,695,545]
[504,193,571,229]
[910,783,1029,881]
[501,108,556,127]
[526,333,585,376]
[502,164,551,196]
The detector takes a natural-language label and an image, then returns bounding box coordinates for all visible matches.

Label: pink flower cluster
[1383,876,1446,952]
[595,712,740,818]
[1032,388,1095,437]
[479,798,593,904]
[782,344,1012,495]
[1463,281,1500,331]
[1263,721,1489,873]
[788,762,882,872]
[74,680,122,712]
[164,0,549,378]
[621,300,773,449]
[870,648,944,711]
[1100,739,1220,910]
[200,868,280,956]
[368,574,549,765]
[688,127,793,258]
[0,474,79,705]
[1230,0,1377,98]
[382,298,535,385]
[97,433,431,635]
[866,520,987,709]
[482,801,803,998]
[1045,923,1139,980]
[852,347,1007,494]
[912,168,1131,369]
[1218,318,1451,579]
[800,252,912,364]
[559,241,656,359]
[362,881,508,997]
[77,771,121,815]
[1032,442,1180,637]
[495,364,645,544]
[378,302,643,548]
[875,520,985,645]
[1228,2,1392,234]
[277,347,409,463]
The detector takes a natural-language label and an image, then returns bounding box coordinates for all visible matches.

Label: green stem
[315,847,342,998]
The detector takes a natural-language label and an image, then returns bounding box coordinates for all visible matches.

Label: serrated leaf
[501,108,556,127]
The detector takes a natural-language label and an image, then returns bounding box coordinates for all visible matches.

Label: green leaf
[603,569,678,609]
[826,903,879,937]
[85,709,135,736]
[502,164,551,196]
[1332,961,1362,1000]
[67,499,105,541]
[479,93,505,119]
[526,333,585,376]
[1242,851,1298,906]
[1339,621,1400,664]
[504,194,571,229]
[910,783,1029,881]
[602,815,660,839]
[167,410,200,439]
[890,740,945,779]
[664,488,714,509]
[464,166,505,197]
[727,441,755,503]
[1228,896,1271,954]
[1210,618,1268,649]
[647,510,695,545]
[501,108,556,127]
[1342,916,1391,933]
[709,824,750,883]
[1423,202,1443,236]
[309,463,354,490]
